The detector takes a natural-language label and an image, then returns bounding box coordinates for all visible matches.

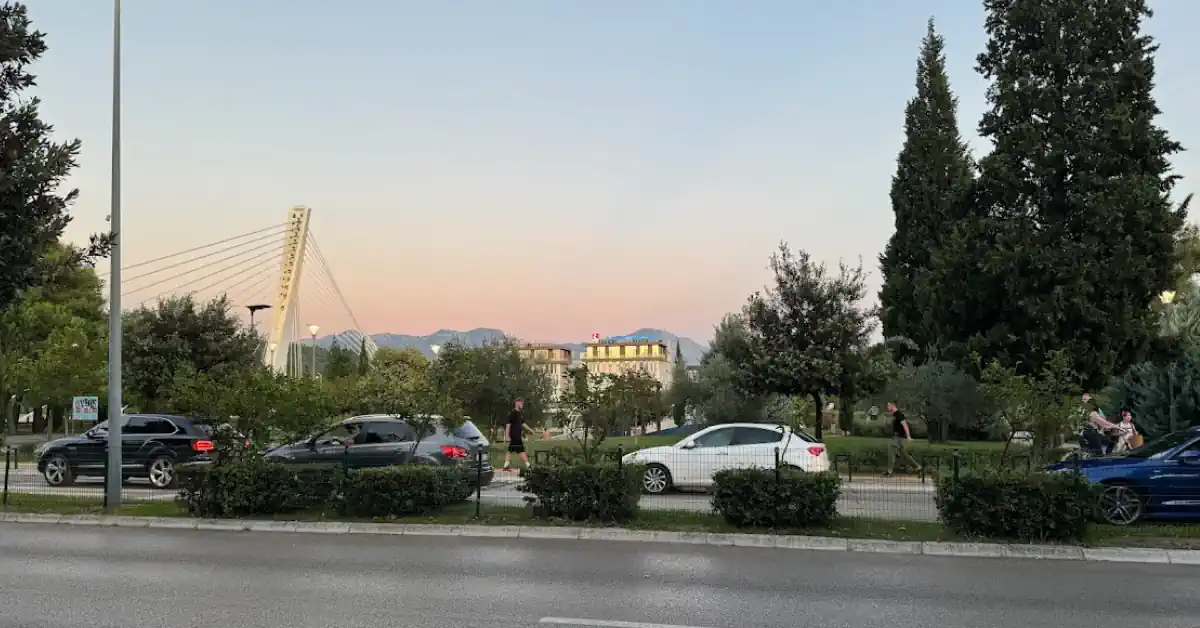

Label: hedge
[177,458,339,518]
[337,465,471,518]
[711,468,840,528]
[935,470,1097,542]
[521,462,643,523]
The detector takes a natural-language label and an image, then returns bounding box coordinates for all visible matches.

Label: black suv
[36,414,216,489]
[264,415,495,486]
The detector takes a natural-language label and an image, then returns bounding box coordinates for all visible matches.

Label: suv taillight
[192,440,214,452]
[807,446,825,457]
[441,445,468,459]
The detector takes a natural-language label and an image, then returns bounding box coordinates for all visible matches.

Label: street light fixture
[246,304,271,328]
[430,344,442,358]
[308,324,320,377]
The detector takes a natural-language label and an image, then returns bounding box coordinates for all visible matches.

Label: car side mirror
[680,441,696,450]
[1179,450,1200,465]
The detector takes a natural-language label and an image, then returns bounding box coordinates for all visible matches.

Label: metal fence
[5,441,1199,538]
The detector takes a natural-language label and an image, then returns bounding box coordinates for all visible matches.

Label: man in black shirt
[886,402,920,476]
[501,399,532,472]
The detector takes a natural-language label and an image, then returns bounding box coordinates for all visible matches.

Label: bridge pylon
[263,205,312,374]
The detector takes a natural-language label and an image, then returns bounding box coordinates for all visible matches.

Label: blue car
[1047,427,1200,525]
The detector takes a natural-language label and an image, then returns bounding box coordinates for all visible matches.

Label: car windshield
[1124,430,1198,459]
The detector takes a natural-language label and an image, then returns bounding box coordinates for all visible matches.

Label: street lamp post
[1161,291,1179,433]
[430,344,442,359]
[308,324,320,377]
[105,0,124,510]
[246,304,271,329]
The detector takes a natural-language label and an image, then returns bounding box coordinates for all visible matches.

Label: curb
[2,512,1195,565]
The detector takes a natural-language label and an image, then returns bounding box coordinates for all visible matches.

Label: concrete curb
[2,512,1195,565]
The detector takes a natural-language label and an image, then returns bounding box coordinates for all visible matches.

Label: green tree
[936,0,1190,388]
[357,337,370,375]
[885,361,988,442]
[429,340,551,435]
[324,341,356,379]
[878,18,974,351]
[123,295,260,411]
[0,3,110,314]
[665,342,691,431]
[556,369,644,462]
[0,245,106,433]
[738,244,876,440]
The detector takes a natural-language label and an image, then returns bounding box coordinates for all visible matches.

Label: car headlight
[33,443,47,458]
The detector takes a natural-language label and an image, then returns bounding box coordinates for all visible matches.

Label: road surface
[2,468,940,520]
[1,523,1198,628]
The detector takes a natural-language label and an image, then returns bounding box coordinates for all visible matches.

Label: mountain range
[317,328,710,365]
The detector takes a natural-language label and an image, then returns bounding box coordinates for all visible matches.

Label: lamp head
[308,324,321,336]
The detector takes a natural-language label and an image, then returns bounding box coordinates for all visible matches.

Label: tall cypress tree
[879,19,974,350]
[967,0,1190,387]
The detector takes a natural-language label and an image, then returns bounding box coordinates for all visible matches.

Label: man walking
[501,399,533,472]
[886,402,921,476]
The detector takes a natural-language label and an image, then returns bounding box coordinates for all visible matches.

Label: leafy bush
[521,462,643,522]
[935,470,1097,541]
[711,468,841,528]
[336,465,470,518]
[177,458,339,518]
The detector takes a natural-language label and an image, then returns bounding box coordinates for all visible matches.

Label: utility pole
[105,0,123,510]
[308,324,320,377]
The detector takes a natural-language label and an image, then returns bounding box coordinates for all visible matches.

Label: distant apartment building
[518,344,573,400]
[581,334,674,390]
[686,364,701,382]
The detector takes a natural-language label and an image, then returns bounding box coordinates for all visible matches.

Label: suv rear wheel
[147,456,177,489]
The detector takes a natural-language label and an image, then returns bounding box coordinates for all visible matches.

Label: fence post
[774,446,781,530]
[952,450,961,482]
[474,447,483,519]
[3,447,10,507]
[919,456,927,484]
[617,445,624,473]
[846,453,853,484]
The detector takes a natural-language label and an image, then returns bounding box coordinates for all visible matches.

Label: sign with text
[72,396,99,422]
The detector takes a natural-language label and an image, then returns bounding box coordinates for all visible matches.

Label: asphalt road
[3,468,940,520]
[2,523,1198,628]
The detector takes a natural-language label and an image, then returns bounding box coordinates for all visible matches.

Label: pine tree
[0,3,109,312]
[964,0,1191,387]
[357,337,370,375]
[670,342,687,428]
[878,18,974,350]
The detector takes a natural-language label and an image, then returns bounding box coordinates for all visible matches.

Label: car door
[1163,438,1200,513]
[68,421,111,474]
[674,426,737,487]
[140,416,186,460]
[731,426,785,470]
[120,415,153,472]
[352,421,415,467]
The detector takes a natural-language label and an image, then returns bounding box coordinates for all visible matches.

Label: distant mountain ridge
[317,328,709,365]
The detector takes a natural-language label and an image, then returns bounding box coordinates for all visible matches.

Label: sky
[30,0,1200,344]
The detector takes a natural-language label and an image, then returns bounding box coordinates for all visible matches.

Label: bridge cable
[132,244,286,305]
[120,228,286,284]
[307,234,364,332]
[123,242,285,298]
[105,223,286,275]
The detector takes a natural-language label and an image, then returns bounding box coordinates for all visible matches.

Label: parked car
[1046,426,1200,525]
[35,414,216,489]
[621,422,829,494]
[263,414,495,486]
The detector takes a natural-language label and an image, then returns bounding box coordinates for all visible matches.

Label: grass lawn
[5,494,1199,549]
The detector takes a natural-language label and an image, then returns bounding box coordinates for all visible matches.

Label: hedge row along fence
[177,456,1099,542]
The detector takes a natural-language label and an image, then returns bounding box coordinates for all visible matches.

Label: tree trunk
[811,392,823,442]
[31,406,45,433]
[939,417,950,442]
[50,405,66,432]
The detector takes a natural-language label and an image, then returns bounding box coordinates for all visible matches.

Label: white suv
[621,423,830,494]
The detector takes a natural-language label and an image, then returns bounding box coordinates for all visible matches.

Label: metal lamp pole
[1161,291,1179,433]
[308,324,320,377]
[105,0,124,510]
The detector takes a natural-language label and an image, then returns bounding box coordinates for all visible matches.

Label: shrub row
[178,456,1097,543]
[177,459,470,518]
[936,470,1096,542]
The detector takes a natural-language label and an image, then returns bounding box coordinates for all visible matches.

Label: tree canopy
[0,3,109,314]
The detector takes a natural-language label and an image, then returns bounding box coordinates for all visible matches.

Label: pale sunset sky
[31,0,1200,344]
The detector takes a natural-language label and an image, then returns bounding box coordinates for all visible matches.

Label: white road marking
[539,618,715,628]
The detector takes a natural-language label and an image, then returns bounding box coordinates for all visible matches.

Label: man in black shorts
[501,399,532,472]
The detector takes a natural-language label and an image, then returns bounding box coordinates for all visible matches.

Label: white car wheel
[642,465,672,494]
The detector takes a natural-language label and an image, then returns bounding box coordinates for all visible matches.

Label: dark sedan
[263,414,494,486]
[1047,426,1200,525]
